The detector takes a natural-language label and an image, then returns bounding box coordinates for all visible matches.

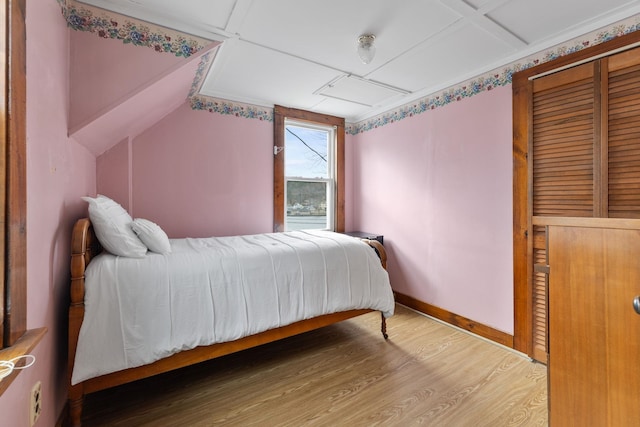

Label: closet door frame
[512,30,640,357]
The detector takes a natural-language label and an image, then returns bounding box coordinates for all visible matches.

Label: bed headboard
[71,218,101,266]
[70,219,102,306]
[69,218,103,417]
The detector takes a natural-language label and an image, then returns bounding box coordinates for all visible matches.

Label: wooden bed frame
[67,218,390,427]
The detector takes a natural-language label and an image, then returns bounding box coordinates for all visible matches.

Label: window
[284,121,335,231]
[273,106,345,233]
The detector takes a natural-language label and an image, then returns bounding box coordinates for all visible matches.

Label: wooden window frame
[273,105,345,233]
[0,0,45,396]
[512,30,640,357]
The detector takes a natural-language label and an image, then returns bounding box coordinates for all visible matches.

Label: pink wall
[0,2,96,427]
[97,137,131,211]
[97,103,274,238]
[349,85,514,334]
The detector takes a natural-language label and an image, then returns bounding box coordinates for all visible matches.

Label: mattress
[71,230,394,384]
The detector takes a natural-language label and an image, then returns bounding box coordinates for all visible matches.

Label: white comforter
[72,230,394,384]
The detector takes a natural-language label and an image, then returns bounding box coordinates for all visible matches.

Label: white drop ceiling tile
[487,0,639,44]
[316,75,408,107]
[370,22,516,92]
[199,40,340,109]
[238,0,461,72]
[129,0,235,24]
[310,98,373,121]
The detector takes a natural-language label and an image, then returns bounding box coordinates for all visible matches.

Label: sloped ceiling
[73,0,640,124]
[63,10,220,156]
[69,48,212,156]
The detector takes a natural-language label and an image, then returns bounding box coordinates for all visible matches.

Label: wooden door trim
[0,0,45,399]
[3,0,27,347]
[512,72,531,354]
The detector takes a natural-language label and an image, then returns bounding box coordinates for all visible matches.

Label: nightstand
[342,231,383,245]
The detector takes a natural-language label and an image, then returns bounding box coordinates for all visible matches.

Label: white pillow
[82,195,147,258]
[131,218,172,254]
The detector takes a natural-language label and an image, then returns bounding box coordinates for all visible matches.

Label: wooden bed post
[381,312,388,340]
[362,239,390,339]
[68,219,99,427]
[363,239,386,269]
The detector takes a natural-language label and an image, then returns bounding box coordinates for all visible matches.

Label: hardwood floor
[81,305,548,426]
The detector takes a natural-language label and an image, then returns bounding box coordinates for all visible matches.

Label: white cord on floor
[0,355,36,382]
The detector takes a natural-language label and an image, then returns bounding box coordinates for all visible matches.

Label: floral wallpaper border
[190,95,274,122]
[189,51,215,97]
[58,0,210,57]
[346,14,640,135]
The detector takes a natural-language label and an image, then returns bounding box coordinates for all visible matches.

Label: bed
[67,210,394,426]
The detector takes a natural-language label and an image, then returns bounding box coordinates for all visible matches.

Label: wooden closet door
[532,62,597,219]
[606,49,640,219]
[518,46,640,363]
[529,62,597,362]
[547,219,640,426]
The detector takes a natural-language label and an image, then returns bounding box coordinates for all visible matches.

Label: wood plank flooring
[81,305,548,426]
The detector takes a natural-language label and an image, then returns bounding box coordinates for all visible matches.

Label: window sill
[0,327,47,396]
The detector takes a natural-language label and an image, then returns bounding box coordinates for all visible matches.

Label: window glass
[286,181,329,230]
[284,121,335,231]
[285,125,329,179]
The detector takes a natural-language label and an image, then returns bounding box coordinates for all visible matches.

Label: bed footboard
[362,238,387,269]
[360,239,389,339]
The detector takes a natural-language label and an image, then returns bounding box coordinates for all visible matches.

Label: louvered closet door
[530,62,597,362]
[607,49,640,219]
[527,47,640,363]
